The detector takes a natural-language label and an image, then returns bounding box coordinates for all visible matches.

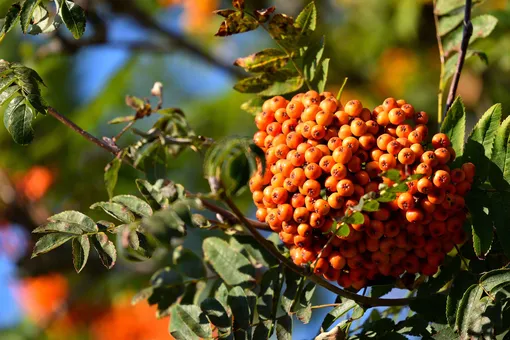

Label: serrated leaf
[257,268,278,321]
[72,235,90,273]
[200,298,232,330]
[296,282,316,324]
[48,210,97,233]
[489,116,510,189]
[479,269,510,294]
[233,75,272,93]
[31,233,74,258]
[446,271,477,327]
[268,14,298,49]
[92,232,117,269]
[136,179,172,209]
[215,11,259,37]
[112,195,153,218]
[470,103,502,157]
[90,201,136,223]
[344,212,364,225]
[491,192,510,259]
[456,284,483,337]
[0,84,19,106]
[321,299,358,330]
[170,305,212,340]
[312,58,329,93]
[385,169,401,182]
[362,200,380,212]
[259,75,304,97]
[253,6,275,23]
[435,0,482,15]
[27,5,61,35]
[281,269,302,314]
[378,191,397,203]
[3,96,34,145]
[20,0,41,33]
[443,15,498,55]
[438,12,464,36]
[466,190,493,258]
[303,36,325,81]
[295,1,317,35]
[228,286,251,331]
[234,49,289,72]
[203,237,255,288]
[231,235,277,267]
[440,97,466,157]
[32,221,83,234]
[0,3,21,34]
[173,245,206,279]
[276,314,292,340]
[58,0,86,39]
[104,158,122,199]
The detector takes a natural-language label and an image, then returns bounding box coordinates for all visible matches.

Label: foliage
[2,0,510,339]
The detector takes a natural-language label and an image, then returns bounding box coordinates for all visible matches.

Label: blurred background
[0,0,509,339]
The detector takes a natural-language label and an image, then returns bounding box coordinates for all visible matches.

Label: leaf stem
[444,0,473,114]
[221,192,415,307]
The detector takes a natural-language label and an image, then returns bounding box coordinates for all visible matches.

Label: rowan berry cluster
[249,91,475,289]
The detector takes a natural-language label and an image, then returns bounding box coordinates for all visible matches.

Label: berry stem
[444,0,473,115]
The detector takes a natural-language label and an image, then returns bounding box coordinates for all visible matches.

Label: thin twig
[444,0,473,114]
[433,0,446,123]
[222,194,414,307]
[47,107,120,155]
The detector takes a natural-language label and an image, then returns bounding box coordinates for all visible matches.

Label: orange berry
[431,133,451,149]
[406,208,424,223]
[434,148,451,165]
[344,100,363,117]
[379,153,397,171]
[414,111,428,125]
[331,163,348,180]
[337,179,355,196]
[332,146,353,164]
[304,147,323,163]
[398,148,416,165]
[286,100,305,119]
[351,118,368,136]
[388,108,406,125]
[433,170,451,188]
[377,133,394,151]
[382,97,398,111]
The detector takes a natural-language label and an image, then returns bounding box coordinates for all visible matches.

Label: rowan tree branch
[445,0,473,114]
[433,0,446,123]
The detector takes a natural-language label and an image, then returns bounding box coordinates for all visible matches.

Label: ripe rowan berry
[415,163,433,176]
[387,140,403,156]
[344,100,363,117]
[311,125,327,140]
[313,258,329,274]
[433,170,451,188]
[388,108,406,125]
[432,133,451,149]
[398,148,416,165]
[304,163,322,180]
[417,177,434,194]
[434,148,451,164]
[342,136,360,153]
[383,97,398,111]
[398,192,415,211]
[396,124,412,138]
[379,153,397,171]
[328,252,346,270]
[377,133,394,151]
[337,179,355,196]
[351,118,368,136]
[461,162,476,181]
[286,131,303,149]
[406,208,424,223]
[277,204,294,222]
[286,100,305,119]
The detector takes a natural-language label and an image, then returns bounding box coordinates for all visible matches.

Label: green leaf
[295,1,317,34]
[388,183,409,194]
[303,36,325,81]
[48,210,97,233]
[58,0,86,39]
[112,195,153,218]
[32,221,83,234]
[136,179,174,209]
[253,320,273,340]
[215,11,259,37]
[464,103,502,179]
[443,15,498,55]
[200,298,232,330]
[170,305,212,340]
[268,14,298,48]
[409,294,447,324]
[92,232,117,269]
[27,5,61,35]
[479,269,510,294]
[362,200,380,212]
[142,208,186,243]
[489,116,510,189]
[240,97,264,115]
[446,271,477,327]
[90,201,136,223]
[491,192,510,259]
[0,3,20,34]
[377,191,397,203]
[257,268,279,321]
[276,314,292,340]
[234,49,289,72]
[104,158,122,199]
[321,299,358,330]
[344,212,364,225]
[440,97,466,157]
[281,269,302,314]
[371,285,393,298]
[31,233,74,258]
[296,282,316,324]
[419,256,461,295]
[312,58,330,93]
[468,103,501,158]
[72,235,90,273]
[233,75,272,93]
[0,84,19,106]
[108,115,135,124]
[3,96,34,145]
[456,284,483,337]
[172,246,206,279]
[228,286,251,330]
[231,235,277,267]
[438,12,464,36]
[466,189,493,258]
[435,0,482,15]
[385,169,401,182]
[259,75,304,97]
[203,237,255,288]
[20,0,41,33]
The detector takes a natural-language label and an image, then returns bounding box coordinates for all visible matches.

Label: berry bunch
[249,91,475,289]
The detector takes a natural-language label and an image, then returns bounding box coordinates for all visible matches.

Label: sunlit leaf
[276,314,292,340]
[443,15,498,55]
[170,305,212,340]
[31,233,74,258]
[72,235,90,273]
[48,210,97,233]
[112,195,153,218]
[295,1,317,34]
[438,12,464,36]
[90,201,136,223]
[489,116,510,189]
[0,3,21,34]
[104,158,122,199]
[215,11,259,37]
[58,0,86,39]
[200,298,232,330]
[92,232,117,269]
[32,221,83,234]
[234,48,289,72]
[296,282,316,324]
[440,97,466,157]
[3,96,34,145]
[321,299,358,330]
[20,0,41,33]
